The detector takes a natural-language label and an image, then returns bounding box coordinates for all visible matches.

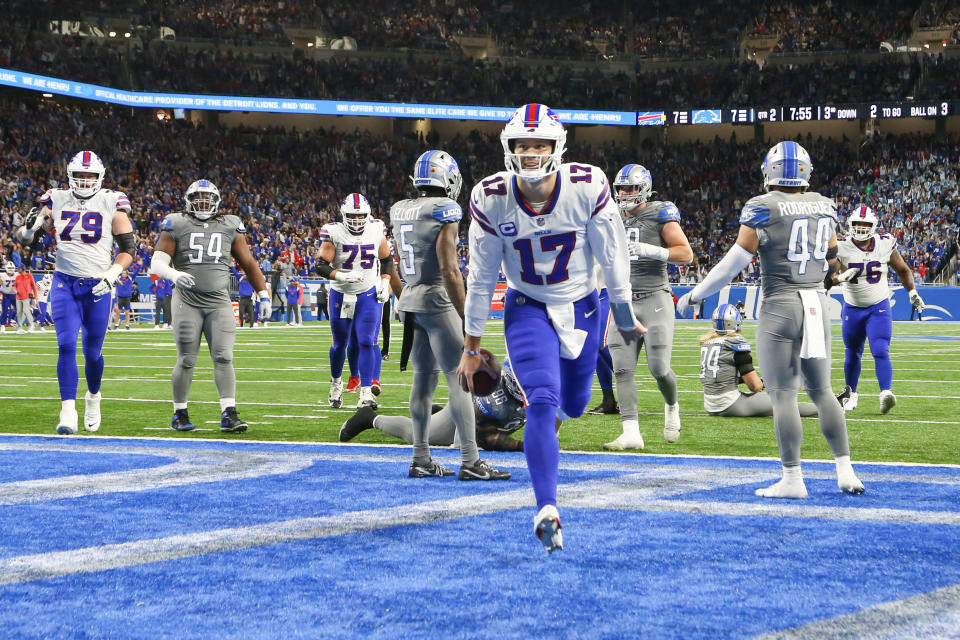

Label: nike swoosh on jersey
[584,309,597,318]
[654,307,664,312]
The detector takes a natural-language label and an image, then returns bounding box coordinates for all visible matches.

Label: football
[469,349,501,397]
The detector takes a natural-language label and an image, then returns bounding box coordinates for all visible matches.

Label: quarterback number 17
[786,217,832,275]
[513,232,576,285]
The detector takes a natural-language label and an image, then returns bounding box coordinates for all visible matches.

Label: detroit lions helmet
[66,150,105,198]
[411,150,463,201]
[613,164,653,211]
[184,180,222,220]
[847,205,879,242]
[712,303,742,335]
[340,193,371,234]
[500,103,567,181]
[500,357,524,403]
[761,141,812,190]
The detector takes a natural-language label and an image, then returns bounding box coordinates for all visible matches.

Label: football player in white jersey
[317,193,393,409]
[0,262,16,331]
[457,103,645,552]
[828,206,924,414]
[19,150,136,434]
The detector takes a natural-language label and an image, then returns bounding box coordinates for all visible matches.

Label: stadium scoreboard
[666,101,951,125]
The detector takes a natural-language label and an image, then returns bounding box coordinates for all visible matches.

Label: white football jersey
[319,218,386,295]
[837,232,897,307]
[39,188,131,277]
[0,273,15,295]
[37,276,52,303]
[464,164,632,336]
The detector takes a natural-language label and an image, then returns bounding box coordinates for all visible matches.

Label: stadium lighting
[124,32,131,38]
[42,93,52,98]
[307,43,314,47]
[109,31,116,37]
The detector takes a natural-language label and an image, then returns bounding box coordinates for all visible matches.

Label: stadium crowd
[0,98,957,287]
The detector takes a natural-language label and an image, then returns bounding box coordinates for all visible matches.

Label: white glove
[91,264,123,297]
[172,272,196,289]
[335,270,364,284]
[908,288,925,312]
[837,267,859,283]
[676,292,694,316]
[257,290,271,320]
[628,241,670,262]
[376,278,390,303]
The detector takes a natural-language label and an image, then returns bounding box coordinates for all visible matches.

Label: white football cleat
[534,504,563,553]
[84,391,101,432]
[56,406,79,435]
[664,402,681,443]
[603,433,644,450]
[755,477,808,499]
[328,379,343,408]
[357,387,378,409]
[879,390,897,414]
[843,391,858,411]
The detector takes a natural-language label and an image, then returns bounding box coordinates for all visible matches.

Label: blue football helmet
[410,150,463,200]
[712,304,742,334]
[613,164,653,211]
[185,179,222,220]
[500,357,524,402]
[761,141,812,189]
[500,103,567,181]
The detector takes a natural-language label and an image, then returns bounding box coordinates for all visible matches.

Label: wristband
[463,349,480,356]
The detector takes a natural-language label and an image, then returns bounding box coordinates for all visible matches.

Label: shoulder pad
[657,201,681,223]
[234,217,247,233]
[115,191,132,212]
[432,201,462,223]
[159,217,174,232]
[739,199,770,228]
[728,340,751,352]
[38,190,53,205]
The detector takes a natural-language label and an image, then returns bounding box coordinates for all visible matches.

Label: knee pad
[177,355,197,370]
[212,353,233,366]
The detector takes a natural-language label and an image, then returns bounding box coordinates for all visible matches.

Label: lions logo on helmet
[500,357,524,403]
[411,150,463,201]
[184,180,222,221]
[66,150,105,198]
[712,303,742,335]
[613,164,653,211]
[761,141,812,190]
[500,103,567,181]
[340,193,371,235]
[846,205,879,242]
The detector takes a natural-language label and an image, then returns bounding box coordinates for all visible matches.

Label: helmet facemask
[185,189,221,220]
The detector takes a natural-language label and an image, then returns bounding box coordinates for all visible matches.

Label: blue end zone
[0,435,957,638]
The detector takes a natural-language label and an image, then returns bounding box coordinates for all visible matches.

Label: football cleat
[220,407,248,433]
[371,379,381,396]
[664,403,681,443]
[345,376,360,393]
[83,391,101,432]
[458,458,511,481]
[603,426,644,451]
[339,405,377,442]
[328,379,343,408]
[879,390,897,415]
[358,387,378,409]
[381,353,389,361]
[534,505,563,553]
[586,400,619,415]
[408,459,454,478]
[56,406,79,435]
[171,409,196,432]
[836,385,857,411]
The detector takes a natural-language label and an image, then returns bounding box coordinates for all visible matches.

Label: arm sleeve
[587,201,632,305]
[464,196,504,337]
[733,349,755,376]
[689,243,755,302]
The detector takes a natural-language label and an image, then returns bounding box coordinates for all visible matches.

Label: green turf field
[1,320,958,464]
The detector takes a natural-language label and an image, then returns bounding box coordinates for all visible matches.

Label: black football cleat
[339,405,377,442]
[587,400,619,415]
[171,409,196,432]
[836,385,852,407]
[408,459,455,478]
[458,458,511,481]
[220,407,248,433]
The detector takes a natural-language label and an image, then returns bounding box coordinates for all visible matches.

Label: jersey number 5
[786,217,832,275]
[513,232,576,285]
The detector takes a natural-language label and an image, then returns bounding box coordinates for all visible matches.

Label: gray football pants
[16,299,34,330]
[407,308,478,465]
[608,289,678,421]
[171,290,237,403]
[712,392,817,418]
[757,291,850,466]
[376,405,456,445]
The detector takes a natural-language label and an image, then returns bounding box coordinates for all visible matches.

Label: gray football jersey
[699,334,751,397]
[160,212,244,307]
[390,196,462,313]
[739,190,838,297]
[623,200,680,294]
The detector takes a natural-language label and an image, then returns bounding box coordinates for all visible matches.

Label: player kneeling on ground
[700,304,817,418]
[150,180,270,433]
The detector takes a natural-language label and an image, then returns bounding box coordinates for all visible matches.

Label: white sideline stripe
[750,583,960,640]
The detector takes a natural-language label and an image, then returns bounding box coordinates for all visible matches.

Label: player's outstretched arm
[587,204,646,343]
[677,225,758,316]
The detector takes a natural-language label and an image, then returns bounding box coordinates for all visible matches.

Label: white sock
[332,376,342,384]
[173,402,188,410]
[220,397,235,412]
[756,464,807,499]
[783,464,802,482]
[87,390,100,399]
[621,419,640,437]
[372,416,381,430]
[61,399,76,413]
[360,386,371,395]
[835,455,865,493]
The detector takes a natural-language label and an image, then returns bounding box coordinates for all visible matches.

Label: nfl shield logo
[810,307,817,316]
[536,217,545,226]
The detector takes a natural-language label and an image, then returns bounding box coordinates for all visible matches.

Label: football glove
[257,290,271,320]
[91,264,123,298]
[172,271,196,289]
[908,288,925,312]
[335,270,364,284]
[675,292,694,316]
[837,267,859,283]
[376,278,390,303]
[20,207,48,244]
[628,241,669,262]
